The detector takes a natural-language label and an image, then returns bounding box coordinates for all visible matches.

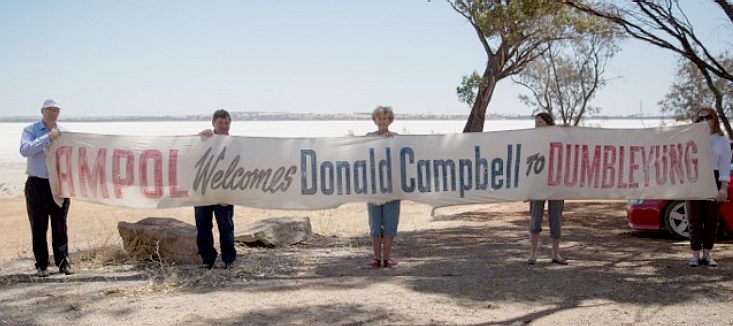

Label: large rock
[235,216,312,247]
[118,217,199,264]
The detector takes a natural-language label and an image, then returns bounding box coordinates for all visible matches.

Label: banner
[47,124,716,209]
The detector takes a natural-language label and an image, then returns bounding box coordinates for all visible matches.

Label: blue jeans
[368,201,401,238]
[194,205,236,265]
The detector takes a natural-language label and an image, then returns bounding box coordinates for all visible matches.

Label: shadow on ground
[1,201,731,325]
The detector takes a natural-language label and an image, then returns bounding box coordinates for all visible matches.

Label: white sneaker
[35,267,49,277]
[704,257,718,267]
[688,256,700,267]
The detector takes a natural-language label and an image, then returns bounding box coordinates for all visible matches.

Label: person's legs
[687,200,705,266]
[701,201,720,251]
[382,237,393,260]
[368,203,384,267]
[371,238,382,260]
[381,201,400,267]
[195,206,217,267]
[528,200,545,263]
[701,201,721,266]
[529,233,540,263]
[381,201,400,259]
[25,177,50,271]
[548,200,564,262]
[49,197,70,271]
[214,205,236,265]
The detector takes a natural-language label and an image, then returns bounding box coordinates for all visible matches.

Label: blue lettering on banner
[301,144,522,198]
[300,149,317,195]
[475,146,488,190]
[400,147,415,192]
[302,147,395,196]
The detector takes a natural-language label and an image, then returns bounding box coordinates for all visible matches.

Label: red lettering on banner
[547,142,701,189]
[169,150,189,198]
[601,145,616,189]
[628,146,640,188]
[685,141,699,182]
[640,146,654,187]
[547,142,562,186]
[655,145,668,185]
[580,145,602,188]
[55,146,75,196]
[140,150,164,199]
[669,143,684,184]
[79,147,109,198]
[563,144,580,187]
[616,146,627,189]
[112,149,134,198]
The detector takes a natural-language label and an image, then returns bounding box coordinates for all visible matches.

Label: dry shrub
[78,235,129,265]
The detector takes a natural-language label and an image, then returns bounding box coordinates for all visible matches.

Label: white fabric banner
[47,124,716,209]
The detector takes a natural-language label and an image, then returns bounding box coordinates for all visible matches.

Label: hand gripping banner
[47,123,716,209]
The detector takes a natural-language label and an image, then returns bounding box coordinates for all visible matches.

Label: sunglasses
[695,115,713,123]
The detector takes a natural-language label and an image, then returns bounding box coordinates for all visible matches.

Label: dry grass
[77,235,129,265]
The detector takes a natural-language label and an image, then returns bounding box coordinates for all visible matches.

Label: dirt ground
[0,198,732,326]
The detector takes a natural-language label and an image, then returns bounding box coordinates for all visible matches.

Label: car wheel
[664,201,690,239]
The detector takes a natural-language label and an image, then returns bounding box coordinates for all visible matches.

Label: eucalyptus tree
[660,55,733,120]
[564,0,733,137]
[450,0,588,132]
[513,21,620,126]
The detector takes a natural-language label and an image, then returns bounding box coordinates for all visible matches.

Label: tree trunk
[714,0,733,24]
[701,67,733,139]
[462,79,498,132]
[463,68,499,132]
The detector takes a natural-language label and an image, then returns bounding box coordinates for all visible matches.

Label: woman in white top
[687,107,731,267]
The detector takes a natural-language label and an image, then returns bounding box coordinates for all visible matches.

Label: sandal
[383,259,397,268]
[368,258,381,269]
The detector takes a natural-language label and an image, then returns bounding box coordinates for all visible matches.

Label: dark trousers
[25,176,70,269]
[194,205,236,265]
[687,200,720,251]
[688,171,721,251]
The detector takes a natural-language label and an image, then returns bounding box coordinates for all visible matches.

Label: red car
[626,162,733,238]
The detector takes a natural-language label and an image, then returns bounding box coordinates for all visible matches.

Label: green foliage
[456,72,482,106]
[466,0,568,45]
[449,0,616,131]
[450,0,604,103]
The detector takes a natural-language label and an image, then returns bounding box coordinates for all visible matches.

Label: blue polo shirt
[19,121,66,179]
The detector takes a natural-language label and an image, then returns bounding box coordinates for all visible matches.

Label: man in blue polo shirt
[19,99,73,277]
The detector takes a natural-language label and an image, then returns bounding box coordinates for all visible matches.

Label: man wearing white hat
[19,99,73,277]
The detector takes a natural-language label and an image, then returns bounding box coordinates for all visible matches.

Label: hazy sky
[1,1,730,117]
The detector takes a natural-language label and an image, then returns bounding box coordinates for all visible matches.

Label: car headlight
[628,199,645,205]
